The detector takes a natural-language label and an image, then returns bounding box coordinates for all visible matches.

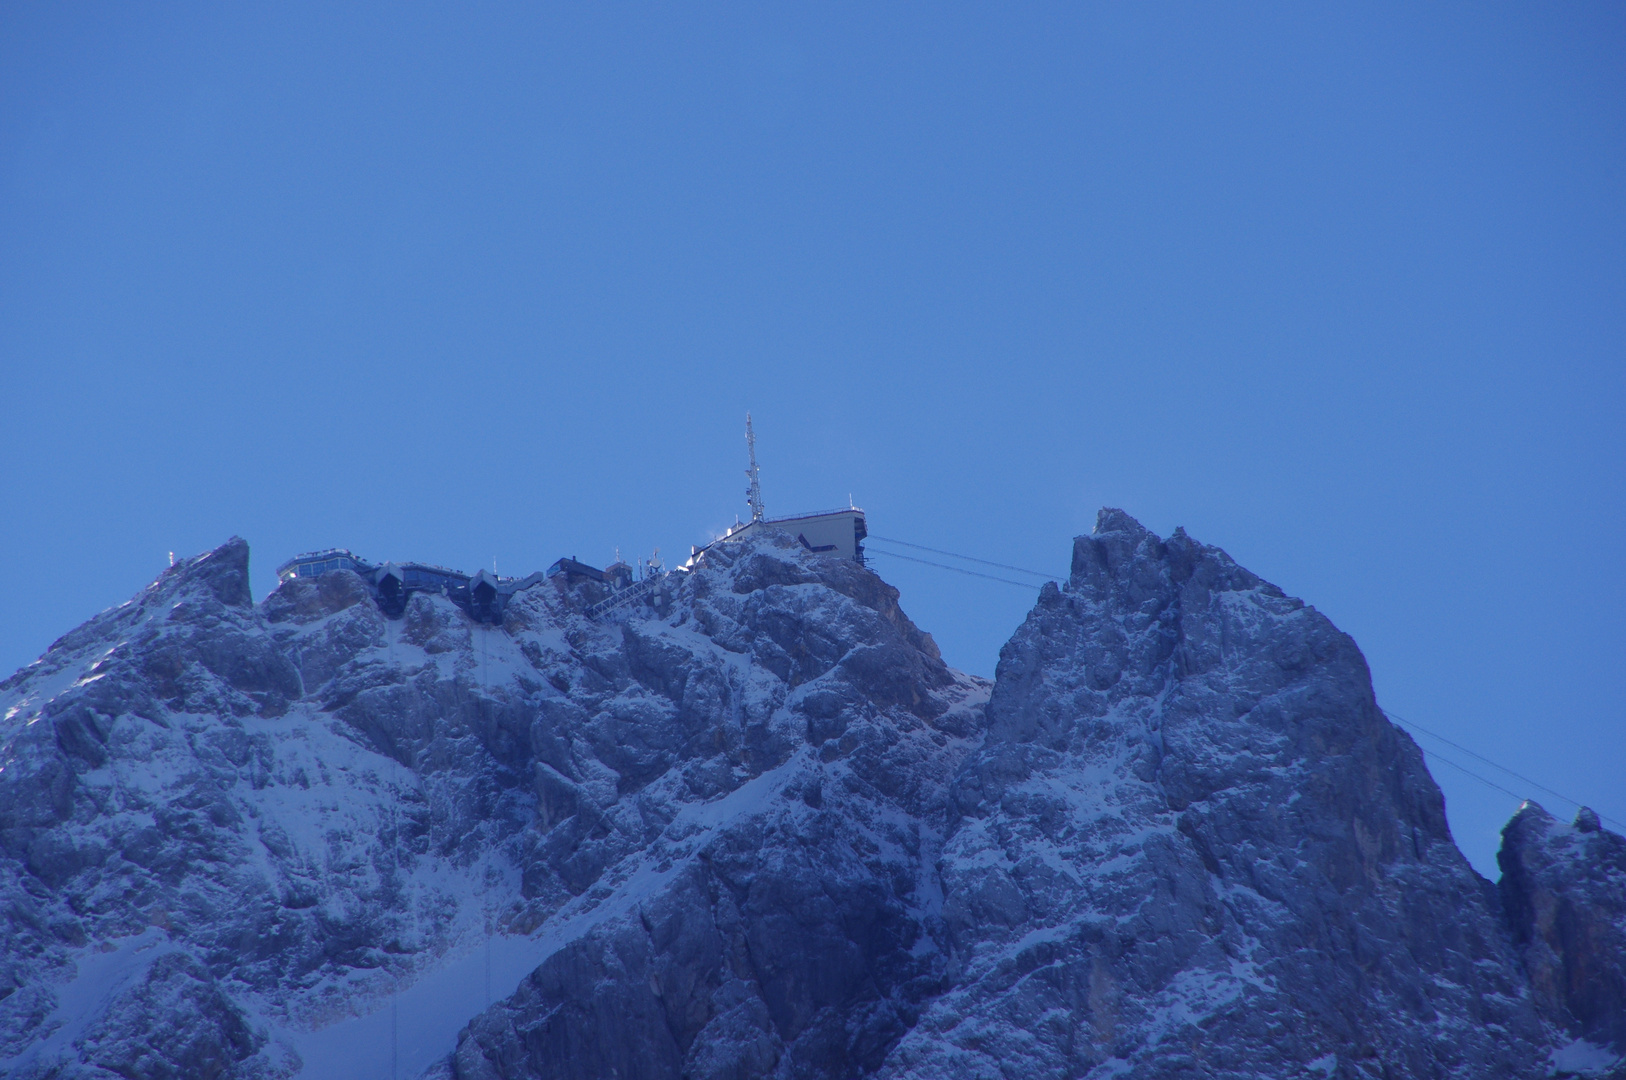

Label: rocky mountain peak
[181,535,255,610]
[1500,800,1626,1056]
[895,509,1551,1078]
[0,517,1621,1079]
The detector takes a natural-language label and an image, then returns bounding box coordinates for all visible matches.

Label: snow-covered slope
[0,514,1620,1079]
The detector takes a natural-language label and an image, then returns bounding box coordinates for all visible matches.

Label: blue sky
[3,4,1621,877]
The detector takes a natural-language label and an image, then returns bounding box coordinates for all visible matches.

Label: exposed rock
[9,951,273,1080]
[880,509,1551,1079]
[1501,802,1626,1053]
[0,516,1619,1079]
[0,529,983,1079]
[436,534,982,1079]
[261,567,373,625]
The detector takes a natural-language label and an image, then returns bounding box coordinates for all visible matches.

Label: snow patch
[1551,1039,1621,1077]
[0,928,178,1074]
[278,748,812,1080]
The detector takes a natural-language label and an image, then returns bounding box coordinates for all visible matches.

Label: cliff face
[431,537,987,1080]
[1500,802,1626,1058]
[0,512,1620,1080]
[0,530,985,1080]
[883,510,1549,1079]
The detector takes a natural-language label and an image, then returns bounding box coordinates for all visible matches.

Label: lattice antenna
[745,413,765,522]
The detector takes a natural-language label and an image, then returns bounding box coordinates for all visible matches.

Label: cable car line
[866,535,1062,581]
[864,548,1045,590]
[1411,746,1532,805]
[1388,711,1623,831]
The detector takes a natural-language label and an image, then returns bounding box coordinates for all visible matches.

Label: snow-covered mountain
[0,511,1620,1079]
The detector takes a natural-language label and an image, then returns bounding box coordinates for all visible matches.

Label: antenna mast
[745,413,765,522]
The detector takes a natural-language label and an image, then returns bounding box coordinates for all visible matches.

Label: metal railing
[766,506,864,523]
[586,572,669,619]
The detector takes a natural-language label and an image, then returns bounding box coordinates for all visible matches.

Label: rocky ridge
[1501,802,1626,1064]
[0,512,1619,1079]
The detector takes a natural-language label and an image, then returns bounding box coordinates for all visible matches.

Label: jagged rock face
[436,538,985,1080]
[0,530,985,1079]
[0,514,1620,1080]
[1501,803,1626,1052]
[884,510,1551,1079]
[0,539,300,1079]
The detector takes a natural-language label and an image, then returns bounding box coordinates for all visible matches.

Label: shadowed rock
[1500,801,1626,1054]
[0,522,1618,1080]
[887,509,1549,1079]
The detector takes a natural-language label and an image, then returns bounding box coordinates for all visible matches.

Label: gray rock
[888,509,1566,1079]
[1500,802,1626,1052]
[8,951,274,1080]
[0,517,1620,1080]
[437,533,982,1079]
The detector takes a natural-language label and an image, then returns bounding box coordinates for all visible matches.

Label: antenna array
[745,413,765,522]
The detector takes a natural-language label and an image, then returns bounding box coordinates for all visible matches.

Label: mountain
[0,511,1619,1079]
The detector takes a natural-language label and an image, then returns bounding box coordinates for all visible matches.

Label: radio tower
[745,413,766,522]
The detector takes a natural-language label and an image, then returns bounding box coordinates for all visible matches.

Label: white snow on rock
[0,520,1620,1080]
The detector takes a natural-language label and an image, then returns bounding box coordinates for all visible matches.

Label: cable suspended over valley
[866,535,1063,583]
[1388,712,1625,832]
[863,549,1048,590]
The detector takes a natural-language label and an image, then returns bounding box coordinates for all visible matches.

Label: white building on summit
[274,416,863,625]
[698,506,867,563]
[686,414,868,565]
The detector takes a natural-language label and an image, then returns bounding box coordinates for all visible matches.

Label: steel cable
[867,535,1061,581]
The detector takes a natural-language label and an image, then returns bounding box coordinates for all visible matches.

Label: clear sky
[3,4,1621,877]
